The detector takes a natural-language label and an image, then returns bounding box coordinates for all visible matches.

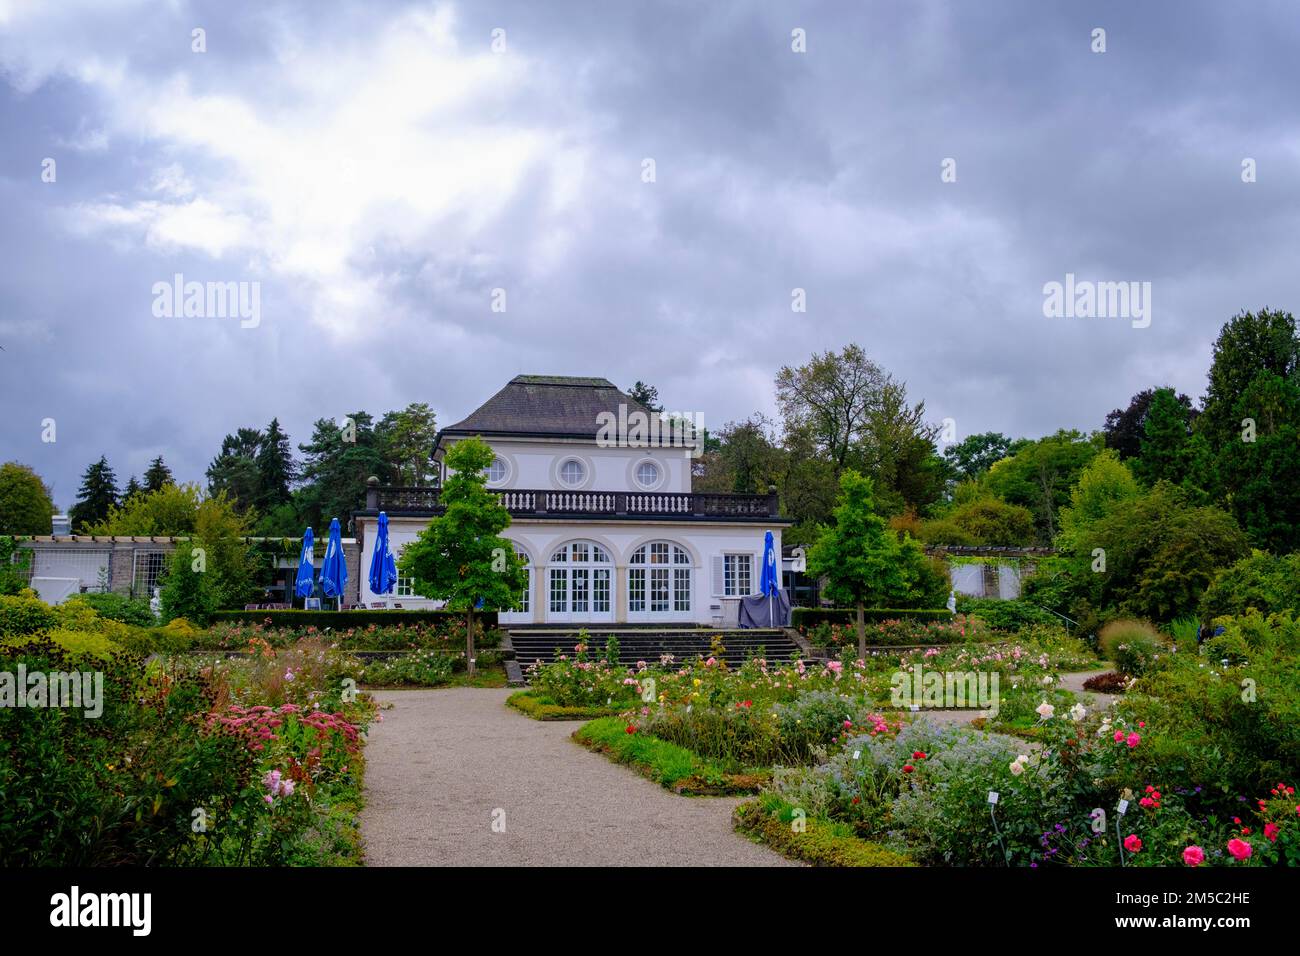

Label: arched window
[635,461,660,488]
[486,457,508,484]
[548,540,612,620]
[628,542,691,614]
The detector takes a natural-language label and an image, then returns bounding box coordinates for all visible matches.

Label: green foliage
[956,597,1061,632]
[68,456,119,532]
[983,430,1103,542]
[294,412,391,531]
[1057,482,1250,622]
[807,471,937,655]
[62,592,156,627]
[1212,371,1300,552]
[1056,449,1141,553]
[1097,619,1167,676]
[941,432,1018,483]
[506,691,622,721]
[360,650,454,687]
[143,455,173,493]
[791,607,953,628]
[210,608,498,628]
[1201,550,1300,620]
[733,796,916,867]
[944,497,1036,546]
[400,437,526,615]
[1133,387,1193,486]
[574,717,761,794]
[0,538,32,596]
[1198,307,1299,447]
[375,403,439,486]
[84,482,203,536]
[0,591,58,637]
[1104,387,1196,460]
[0,462,55,535]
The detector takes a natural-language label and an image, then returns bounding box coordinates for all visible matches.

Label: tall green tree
[255,418,297,511]
[399,438,526,674]
[1212,371,1300,552]
[123,475,143,501]
[0,462,55,535]
[776,344,884,473]
[1133,387,1193,487]
[296,412,390,530]
[626,381,663,412]
[1198,308,1299,447]
[375,403,438,486]
[143,455,173,492]
[206,427,264,511]
[68,456,119,532]
[1104,387,1195,460]
[806,470,918,659]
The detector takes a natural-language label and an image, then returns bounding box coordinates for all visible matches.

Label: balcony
[362,482,783,521]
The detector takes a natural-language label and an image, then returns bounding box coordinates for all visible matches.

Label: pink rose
[1227,838,1253,860]
[1182,845,1204,867]
[1265,823,1280,842]
[1123,834,1142,853]
[1126,732,1141,748]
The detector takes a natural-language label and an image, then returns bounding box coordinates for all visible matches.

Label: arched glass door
[547,541,613,623]
[628,541,692,621]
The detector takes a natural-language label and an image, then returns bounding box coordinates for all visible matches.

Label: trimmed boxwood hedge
[210,609,498,629]
[791,607,951,628]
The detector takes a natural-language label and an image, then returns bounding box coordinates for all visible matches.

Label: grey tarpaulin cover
[738,589,792,628]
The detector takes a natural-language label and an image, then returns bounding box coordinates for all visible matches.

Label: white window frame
[635,460,660,489]
[559,458,586,487]
[485,457,509,485]
[721,552,753,597]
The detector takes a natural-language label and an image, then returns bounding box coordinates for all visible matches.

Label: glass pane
[550,569,567,612]
[593,568,610,613]
[650,568,669,612]
[674,568,691,611]
[571,568,589,612]
[629,567,645,611]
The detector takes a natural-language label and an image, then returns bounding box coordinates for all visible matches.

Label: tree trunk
[466,605,476,676]
[856,602,866,660]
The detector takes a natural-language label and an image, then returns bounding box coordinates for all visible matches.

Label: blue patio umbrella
[294,527,316,603]
[759,529,780,626]
[368,511,397,596]
[319,517,348,608]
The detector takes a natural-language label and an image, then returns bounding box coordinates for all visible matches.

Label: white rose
[1009,759,1025,776]
[1070,703,1087,721]
[1035,701,1055,720]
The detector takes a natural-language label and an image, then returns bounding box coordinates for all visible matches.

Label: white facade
[358,516,780,626]
[464,438,692,495]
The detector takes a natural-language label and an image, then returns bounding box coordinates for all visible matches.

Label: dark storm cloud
[2,0,1299,509]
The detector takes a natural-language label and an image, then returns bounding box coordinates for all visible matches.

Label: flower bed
[573,717,767,795]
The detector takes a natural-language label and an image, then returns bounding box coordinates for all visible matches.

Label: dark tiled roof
[437,375,654,443]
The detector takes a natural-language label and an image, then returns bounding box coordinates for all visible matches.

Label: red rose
[903,764,915,773]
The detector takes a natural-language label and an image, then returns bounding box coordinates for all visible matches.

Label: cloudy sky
[3,0,1299,508]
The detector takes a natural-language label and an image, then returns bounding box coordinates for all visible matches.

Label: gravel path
[360,688,796,867]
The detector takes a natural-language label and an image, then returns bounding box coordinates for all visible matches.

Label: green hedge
[507,691,622,722]
[733,796,916,867]
[791,607,952,628]
[209,609,498,629]
[573,717,766,795]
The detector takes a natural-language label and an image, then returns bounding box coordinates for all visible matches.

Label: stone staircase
[506,624,804,676]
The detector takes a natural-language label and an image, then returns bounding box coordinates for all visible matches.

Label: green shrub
[733,796,916,867]
[0,591,57,637]
[506,691,622,721]
[209,609,498,628]
[1098,619,1167,676]
[63,592,156,627]
[360,650,454,686]
[1200,550,1300,620]
[573,717,763,794]
[791,608,952,629]
[956,597,1061,631]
